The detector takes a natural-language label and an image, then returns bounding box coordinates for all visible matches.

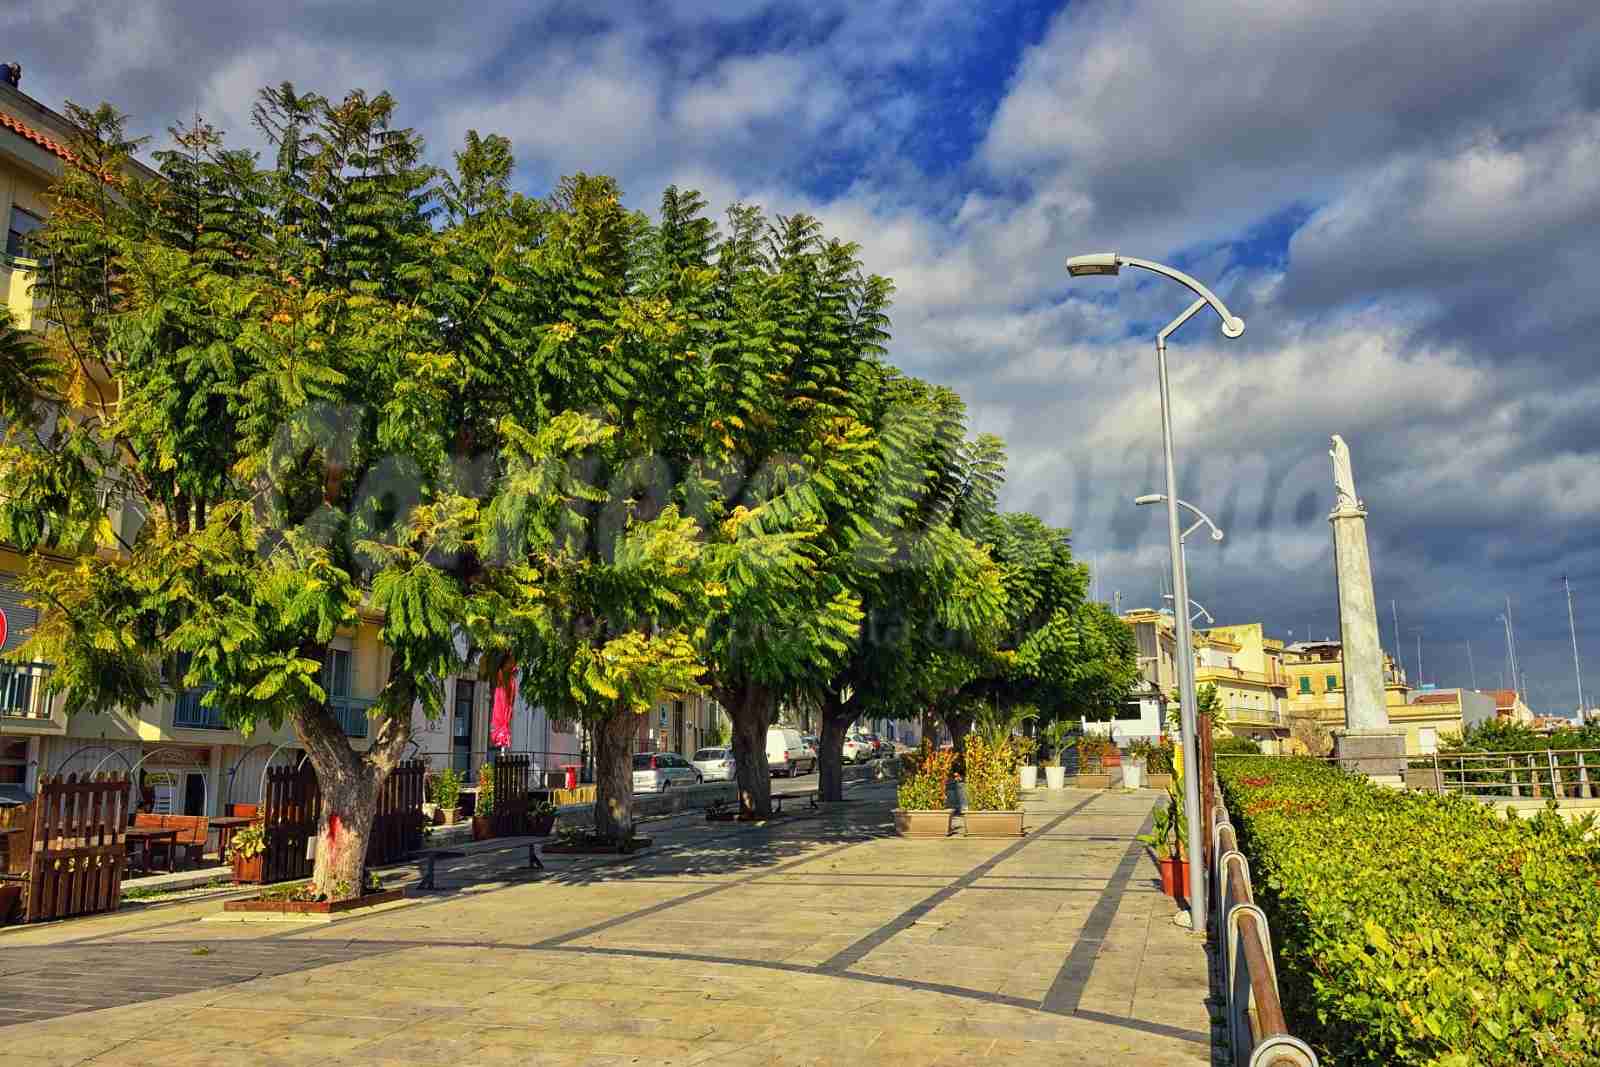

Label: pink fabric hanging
[491,660,517,749]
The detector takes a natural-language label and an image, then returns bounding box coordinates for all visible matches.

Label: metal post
[1431,752,1441,794]
[1508,755,1519,798]
[1157,299,1209,934]
[1548,750,1561,800]
[1563,577,1585,717]
[1579,753,1591,799]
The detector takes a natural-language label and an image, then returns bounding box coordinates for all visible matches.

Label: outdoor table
[124,826,179,875]
[206,816,253,862]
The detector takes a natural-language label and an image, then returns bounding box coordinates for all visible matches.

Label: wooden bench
[131,814,210,869]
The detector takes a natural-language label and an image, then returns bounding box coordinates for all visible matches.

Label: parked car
[691,747,736,782]
[767,727,815,777]
[632,752,702,793]
[842,736,873,764]
[862,733,885,757]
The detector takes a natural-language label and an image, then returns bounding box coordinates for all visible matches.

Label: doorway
[452,679,475,774]
[183,771,207,816]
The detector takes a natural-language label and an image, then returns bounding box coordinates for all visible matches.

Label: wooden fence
[370,760,425,866]
[262,763,319,884]
[491,753,531,836]
[24,773,129,923]
[261,760,425,883]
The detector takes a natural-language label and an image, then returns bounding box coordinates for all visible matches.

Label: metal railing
[172,686,224,729]
[1407,747,1600,800]
[0,661,54,719]
[1199,717,1319,1067]
[330,694,376,738]
[1222,705,1282,726]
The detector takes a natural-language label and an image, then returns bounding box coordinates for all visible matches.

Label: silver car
[691,747,736,782]
[632,752,702,793]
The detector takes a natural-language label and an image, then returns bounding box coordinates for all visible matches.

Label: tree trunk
[920,706,940,749]
[818,707,850,802]
[721,682,774,817]
[592,704,637,844]
[944,708,975,774]
[293,662,415,901]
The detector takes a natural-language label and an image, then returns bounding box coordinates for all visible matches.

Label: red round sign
[0,605,7,649]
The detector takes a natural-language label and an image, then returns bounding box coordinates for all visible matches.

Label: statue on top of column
[1329,434,1359,511]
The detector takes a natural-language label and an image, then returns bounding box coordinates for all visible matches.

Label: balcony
[331,694,375,738]
[173,686,225,730]
[0,661,54,720]
[1221,705,1282,726]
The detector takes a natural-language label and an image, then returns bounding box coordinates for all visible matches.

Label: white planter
[1019,765,1038,790]
[1045,765,1065,789]
[1123,764,1143,790]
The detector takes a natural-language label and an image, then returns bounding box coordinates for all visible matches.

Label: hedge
[1219,756,1600,1066]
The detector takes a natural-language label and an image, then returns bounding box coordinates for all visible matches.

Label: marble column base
[1332,728,1407,777]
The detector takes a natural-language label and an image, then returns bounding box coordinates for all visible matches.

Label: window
[6,206,42,259]
[1326,675,1339,692]
[1298,677,1312,694]
[0,738,26,785]
[1418,727,1437,755]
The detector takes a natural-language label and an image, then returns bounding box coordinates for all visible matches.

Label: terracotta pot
[964,810,1024,837]
[893,808,953,838]
[1146,773,1174,790]
[1019,765,1038,790]
[232,852,265,885]
[1159,856,1191,899]
[1102,750,1122,767]
[1044,765,1065,789]
[471,816,494,841]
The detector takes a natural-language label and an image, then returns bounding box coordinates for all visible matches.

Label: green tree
[3,89,500,899]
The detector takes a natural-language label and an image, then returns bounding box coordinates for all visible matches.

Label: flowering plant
[897,744,955,810]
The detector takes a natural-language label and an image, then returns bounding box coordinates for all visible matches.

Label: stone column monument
[1328,434,1406,777]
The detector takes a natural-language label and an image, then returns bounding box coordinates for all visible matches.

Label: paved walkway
[0,785,1214,1065]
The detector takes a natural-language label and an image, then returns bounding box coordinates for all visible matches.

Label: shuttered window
[0,573,39,654]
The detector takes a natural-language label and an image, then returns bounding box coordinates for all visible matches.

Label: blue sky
[14,0,1600,712]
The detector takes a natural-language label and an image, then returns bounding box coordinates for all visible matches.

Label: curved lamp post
[1070,253,1244,933]
[1139,493,1223,623]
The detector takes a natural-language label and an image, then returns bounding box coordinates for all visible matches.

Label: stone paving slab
[0,784,1214,1065]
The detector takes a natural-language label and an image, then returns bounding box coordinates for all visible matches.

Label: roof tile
[0,110,74,164]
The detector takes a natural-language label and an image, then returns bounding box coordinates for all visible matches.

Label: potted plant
[428,768,463,826]
[893,745,955,837]
[963,733,1024,836]
[227,821,267,885]
[528,799,558,837]
[1137,778,1189,899]
[1017,735,1038,790]
[472,763,496,841]
[1043,721,1073,789]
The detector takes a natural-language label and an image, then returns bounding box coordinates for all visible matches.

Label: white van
[766,727,814,777]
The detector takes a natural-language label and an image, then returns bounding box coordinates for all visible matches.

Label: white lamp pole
[1069,254,1244,933]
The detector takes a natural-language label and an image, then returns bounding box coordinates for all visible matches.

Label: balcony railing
[0,661,55,719]
[331,694,375,738]
[173,686,225,729]
[1221,705,1282,726]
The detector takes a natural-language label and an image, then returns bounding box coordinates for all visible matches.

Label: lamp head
[1134,493,1164,506]
[1220,315,1245,339]
[1066,252,1120,277]
[1210,528,1225,543]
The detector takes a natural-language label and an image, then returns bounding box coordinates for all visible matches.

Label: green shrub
[1212,735,1262,755]
[1130,738,1174,774]
[964,733,1019,812]
[897,745,955,810]
[1220,756,1600,1066]
[429,768,463,811]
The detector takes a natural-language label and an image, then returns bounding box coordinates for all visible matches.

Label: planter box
[1019,765,1038,790]
[1044,765,1065,789]
[1158,857,1192,900]
[1146,773,1174,790]
[964,810,1024,837]
[224,888,406,916]
[893,808,953,838]
[231,853,265,885]
[437,808,461,826]
[1071,773,1112,790]
[542,835,653,855]
[471,816,494,841]
[529,813,557,837]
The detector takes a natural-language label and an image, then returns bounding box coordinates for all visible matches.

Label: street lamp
[1072,253,1245,934]
[1163,593,1214,626]
[1139,493,1223,623]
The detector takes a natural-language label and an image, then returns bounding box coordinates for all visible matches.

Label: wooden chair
[159,815,211,868]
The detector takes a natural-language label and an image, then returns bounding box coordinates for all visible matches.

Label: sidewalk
[0,784,1214,1065]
